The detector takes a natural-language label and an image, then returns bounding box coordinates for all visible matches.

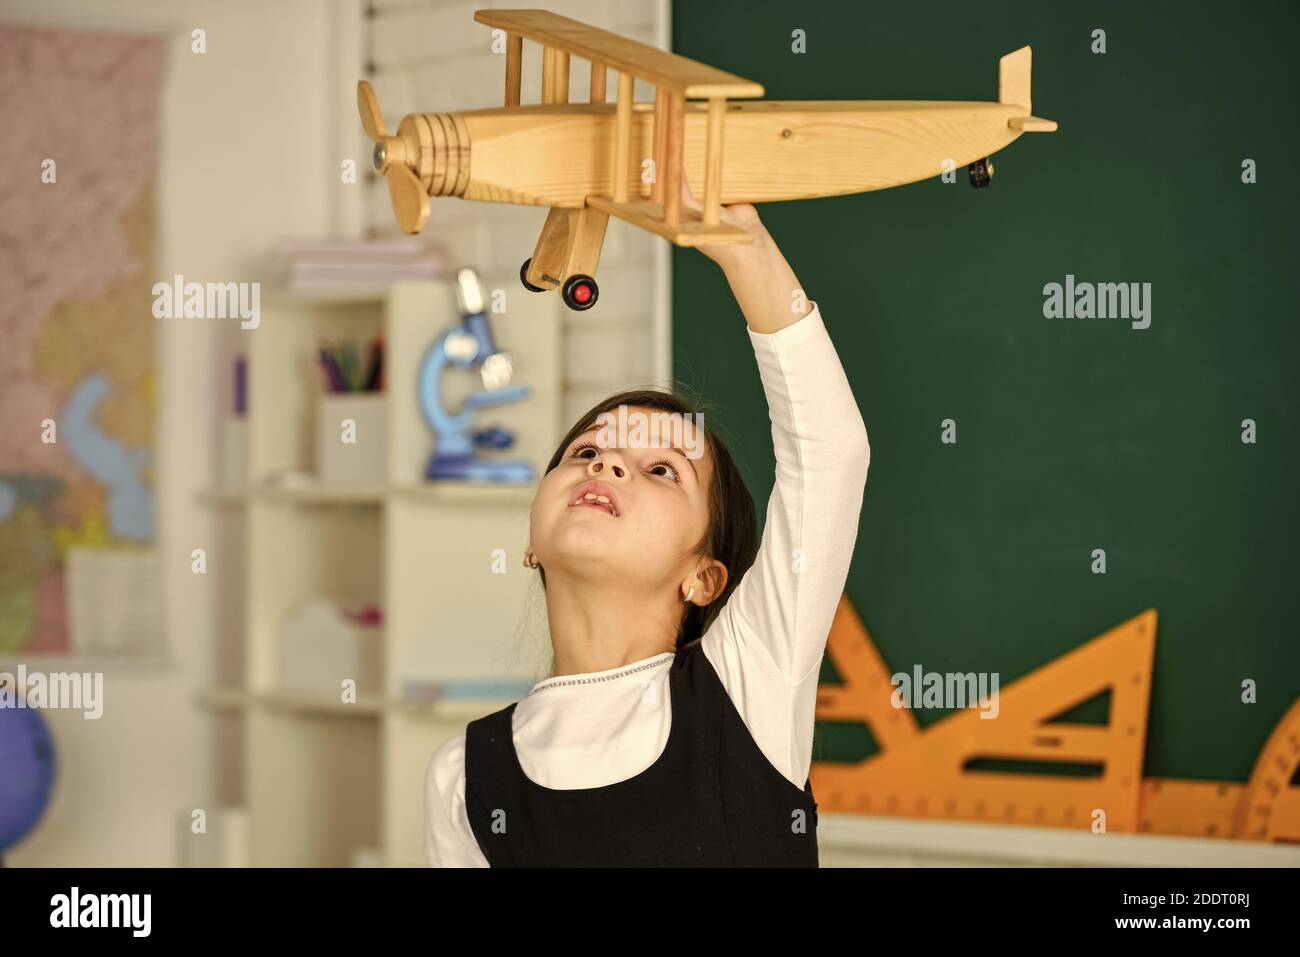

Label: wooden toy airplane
[358,8,1057,310]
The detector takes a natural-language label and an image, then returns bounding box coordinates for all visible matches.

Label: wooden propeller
[357,80,429,234]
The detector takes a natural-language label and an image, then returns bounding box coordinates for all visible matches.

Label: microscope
[417,268,534,483]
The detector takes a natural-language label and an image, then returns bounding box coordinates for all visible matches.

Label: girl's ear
[692,560,729,605]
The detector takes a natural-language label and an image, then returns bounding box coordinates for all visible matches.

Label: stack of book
[272,237,448,292]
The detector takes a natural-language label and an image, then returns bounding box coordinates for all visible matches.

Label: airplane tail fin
[999,46,1033,111]
[999,46,1058,132]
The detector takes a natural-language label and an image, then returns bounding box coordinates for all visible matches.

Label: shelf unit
[199,279,560,866]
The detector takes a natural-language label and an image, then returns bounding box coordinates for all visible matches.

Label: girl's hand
[675,178,809,335]
[677,177,774,272]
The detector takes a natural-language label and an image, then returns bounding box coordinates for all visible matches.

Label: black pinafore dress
[463,637,820,866]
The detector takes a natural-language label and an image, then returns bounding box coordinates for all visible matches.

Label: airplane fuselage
[399,99,1034,209]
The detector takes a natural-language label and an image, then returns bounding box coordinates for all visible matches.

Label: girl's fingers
[680,176,701,210]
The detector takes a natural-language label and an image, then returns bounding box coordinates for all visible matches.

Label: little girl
[425,182,871,866]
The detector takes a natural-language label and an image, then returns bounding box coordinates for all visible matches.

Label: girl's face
[530,405,714,588]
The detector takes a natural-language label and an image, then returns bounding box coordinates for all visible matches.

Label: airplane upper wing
[473,8,763,98]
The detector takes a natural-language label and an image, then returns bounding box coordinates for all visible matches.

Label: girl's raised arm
[690,187,870,789]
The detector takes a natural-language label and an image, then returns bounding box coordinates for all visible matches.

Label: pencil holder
[316,393,387,487]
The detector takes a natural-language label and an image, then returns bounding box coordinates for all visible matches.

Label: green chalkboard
[671,0,1299,782]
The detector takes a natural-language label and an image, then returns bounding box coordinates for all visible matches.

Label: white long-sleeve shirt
[425,300,870,866]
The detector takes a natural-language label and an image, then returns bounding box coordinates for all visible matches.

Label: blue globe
[0,705,57,854]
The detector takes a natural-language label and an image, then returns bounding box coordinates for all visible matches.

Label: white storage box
[178,806,251,867]
[278,599,382,696]
[316,393,387,487]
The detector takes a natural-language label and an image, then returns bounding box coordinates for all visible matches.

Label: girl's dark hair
[536,387,758,650]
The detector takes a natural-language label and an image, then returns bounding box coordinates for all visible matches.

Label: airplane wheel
[562,274,598,311]
[520,258,545,293]
[968,157,994,189]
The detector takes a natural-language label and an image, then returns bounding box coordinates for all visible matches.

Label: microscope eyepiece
[456,267,485,315]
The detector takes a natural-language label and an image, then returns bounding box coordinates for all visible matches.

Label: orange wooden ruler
[812,596,1300,841]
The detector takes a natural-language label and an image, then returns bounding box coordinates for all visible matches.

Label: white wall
[4,0,350,866]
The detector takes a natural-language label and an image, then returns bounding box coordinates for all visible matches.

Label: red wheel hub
[573,283,592,303]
